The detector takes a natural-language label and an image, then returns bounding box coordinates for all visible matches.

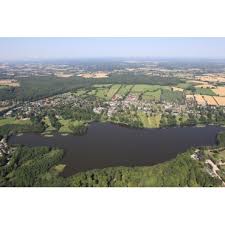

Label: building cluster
[3,92,91,119]
[0,138,9,157]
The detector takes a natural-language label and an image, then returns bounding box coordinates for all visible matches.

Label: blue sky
[1,38,225,60]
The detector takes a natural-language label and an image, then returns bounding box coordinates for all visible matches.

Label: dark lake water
[8,123,225,177]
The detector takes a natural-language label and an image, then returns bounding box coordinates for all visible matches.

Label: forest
[0,74,183,101]
[0,143,222,187]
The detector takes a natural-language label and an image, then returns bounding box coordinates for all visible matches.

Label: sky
[1,37,225,60]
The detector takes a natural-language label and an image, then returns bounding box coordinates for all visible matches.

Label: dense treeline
[161,89,184,103]
[48,111,61,130]
[68,123,88,135]
[0,145,221,187]
[0,75,183,101]
[0,146,64,187]
[0,123,45,137]
[58,105,99,121]
[68,151,221,187]
[217,131,225,147]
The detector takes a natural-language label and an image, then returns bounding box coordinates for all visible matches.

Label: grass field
[58,119,84,133]
[50,164,66,175]
[0,117,31,127]
[137,112,161,128]
[95,88,109,99]
[117,84,134,96]
[86,89,96,96]
[74,84,173,101]
[131,84,161,93]
[106,84,121,99]
[93,84,112,88]
[142,89,161,101]
[195,88,216,96]
[73,89,87,96]
[177,83,193,89]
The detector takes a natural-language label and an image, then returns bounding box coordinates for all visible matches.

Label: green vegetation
[0,118,31,127]
[48,111,61,131]
[0,119,44,137]
[177,82,193,90]
[0,144,221,187]
[137,112,161,128]
[142,89,161,101]
[106,84,121,99]
[95,87,109,99]
[160,113,177,127]
[117,84,133,96]
[73,89,87,96]
[0,146,65,187]
[161,89,184,103]
[217,131,225,147]
[0,75,182,102]
[110,112,143,128]
[0,85,8,89]
[43,116,56,133]
[68,150,221,187]
[59,119,87,135]
[195,87,216,96]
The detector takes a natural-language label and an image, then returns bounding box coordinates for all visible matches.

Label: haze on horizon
[1,37,225,61]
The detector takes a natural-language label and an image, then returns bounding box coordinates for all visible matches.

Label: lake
[8,123,225,177]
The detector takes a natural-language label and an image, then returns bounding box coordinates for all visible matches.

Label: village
[1,81,225,130]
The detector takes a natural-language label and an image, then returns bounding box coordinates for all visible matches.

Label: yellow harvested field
[0,79,20,87]
[77,71,109,78]
[194,94,206,106]
[55,72,73,78]
[196,74,225,83]
[172,87,183,92]
[213,96,225,106]
[202,95,218,106]
[212,87,225,96]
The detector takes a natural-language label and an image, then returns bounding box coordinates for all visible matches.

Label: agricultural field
[77,71,109,78]
[196,74,225,83]
[195,87,216,96]
[95,87,109,99]
[0,79,20,87]
[202,95,218,106]
[93,84,112,88]
[195,84,215,89]
[86,89,96,96]
[117,84,133,96]
[213,96,225,106]
[131,84,160,93]
[130,84,170,93]
[212,87,225,96]
[106,84,121,99]
[194,95,206,106]
[142,89,161,101]
[177,82,193,89]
